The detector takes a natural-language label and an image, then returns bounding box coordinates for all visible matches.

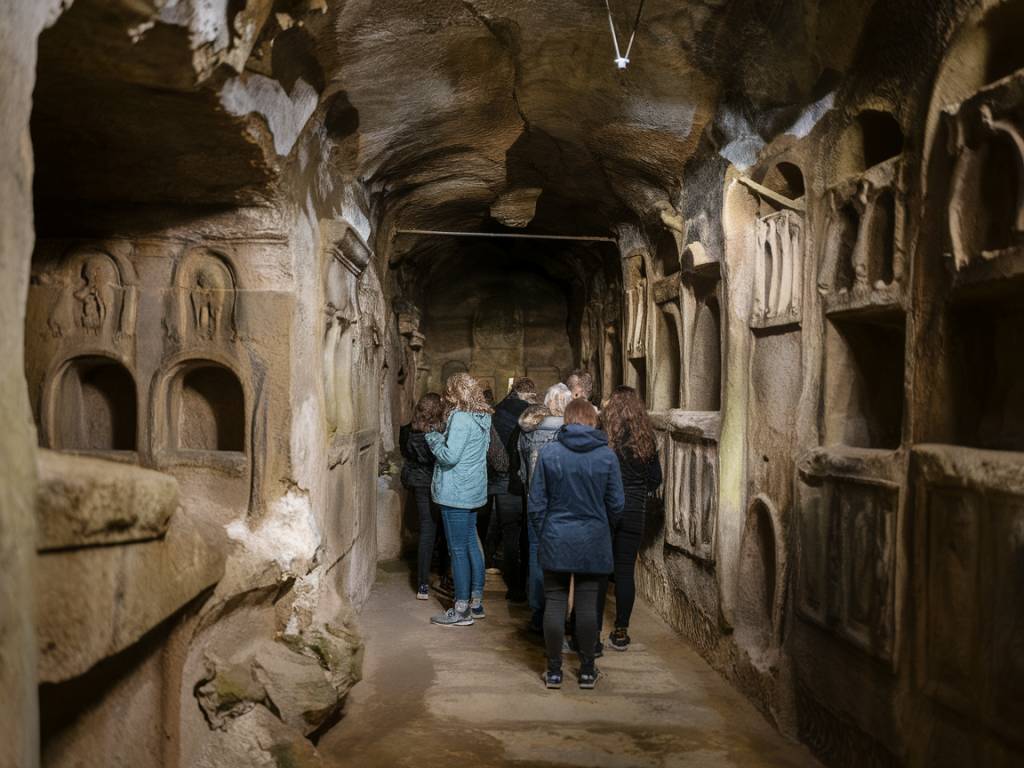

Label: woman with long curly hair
[425,373,493,626]
[598,385,662,651]
[400,392,447,600]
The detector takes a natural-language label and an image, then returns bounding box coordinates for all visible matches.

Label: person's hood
[557,424,609,453]
[452,410,491,432]
[538,416,564,431]
[518,404,550,432]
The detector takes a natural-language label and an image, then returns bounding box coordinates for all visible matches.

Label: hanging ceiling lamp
[604,0,646,69]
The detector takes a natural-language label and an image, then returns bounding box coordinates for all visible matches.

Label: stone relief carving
[914,446,1024,744]
[660,430,718,562]
[795,676,901,768]
[473,295,523,350]
[48,248,136,341]
[797,474,898,665]
[320,219,380,436]
[943,70,1024,274]
[171,248,238,343]
[626,279,648,359]
[752,209,803,327]
[819,157,906,314]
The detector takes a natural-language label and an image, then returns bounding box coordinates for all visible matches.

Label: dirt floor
[320,562,818,767]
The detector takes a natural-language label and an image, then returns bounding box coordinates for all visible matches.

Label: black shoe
[505,589,528,604]
[608,628,631,651]
[578,667,600,690]
[543,669,563,689]
[434,577,454,598]
[594,641,604,659]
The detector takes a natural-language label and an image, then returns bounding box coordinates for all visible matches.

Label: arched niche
[49,247,136,340]
[172,248,239,342]
[49,355,137,452]
[822,200,861,293]
[864,188,898,286]
[169,361,245,453]
[651,304,682,411]
[440,359,468,388]
[653,228,681,278]
[735,494,788,655]
[836,110,905,179]
[981,1,1024,85]
[689,297,722,412]
[762,160,806,202]
[749,161,806,328]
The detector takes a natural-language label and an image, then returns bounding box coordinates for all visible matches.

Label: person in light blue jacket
[426,372,493,627]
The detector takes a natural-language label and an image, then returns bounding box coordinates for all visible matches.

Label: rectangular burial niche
[651,306,681,410]
[689,287,722,412]
[173,363,245,452]
[630,357,648,404]
[830,203,861,293]
[54,356,137,451]
[823,313,905,450]
[947,298,1024,451]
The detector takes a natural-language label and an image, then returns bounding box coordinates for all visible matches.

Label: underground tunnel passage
[2,1,1024,767]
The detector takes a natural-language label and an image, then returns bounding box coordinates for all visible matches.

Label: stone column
[0,3,65,767]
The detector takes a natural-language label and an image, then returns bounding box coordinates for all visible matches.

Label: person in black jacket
[528,399,625,690]
[597,386,663,650]
[489,377,535,602]
[400,392,447,600]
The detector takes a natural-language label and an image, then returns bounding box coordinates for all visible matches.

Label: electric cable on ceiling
[604,0,646,69]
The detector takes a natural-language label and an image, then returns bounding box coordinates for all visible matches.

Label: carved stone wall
[418,259,573,399]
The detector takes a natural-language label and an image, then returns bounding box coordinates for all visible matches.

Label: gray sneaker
[431,607,474,627]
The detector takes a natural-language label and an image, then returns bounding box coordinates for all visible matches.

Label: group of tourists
[399,369,662,690]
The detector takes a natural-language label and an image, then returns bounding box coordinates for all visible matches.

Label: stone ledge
[652,410,722,441]
[910,443,1024,493]
[36,449,179,551]
[37,506,226,684]
[797,446,905,485]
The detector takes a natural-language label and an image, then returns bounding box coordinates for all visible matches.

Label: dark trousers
[494,493,524,592]
[414,486,446,586]
[596,507,645,630]
[544,571,600,673]
[475,496,496,566]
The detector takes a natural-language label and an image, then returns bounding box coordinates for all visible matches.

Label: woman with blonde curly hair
[425,373,493,626]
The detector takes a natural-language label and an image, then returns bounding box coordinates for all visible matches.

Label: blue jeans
[441,506,485,603]
[527,522,545,622]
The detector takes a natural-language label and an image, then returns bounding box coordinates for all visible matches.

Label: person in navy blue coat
[528,398,625,690]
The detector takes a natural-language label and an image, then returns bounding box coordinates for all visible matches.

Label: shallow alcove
[973,134,1022,254]
[948,299,1024,451]
[735,496,785,658]
[982,0,1024,84]
[172,363,245,453]
[440,359,469,386]
[689,297,722,412]
[857,111,904,170]
[836,111,904,179]
[52,356,137,452]
[762,160,806,202]
[654,228,682,277]
[827,203,861,292]
[630,357,649,404]
[823,315,905,449]
[651,307,682,411]
[864,189,898,286]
